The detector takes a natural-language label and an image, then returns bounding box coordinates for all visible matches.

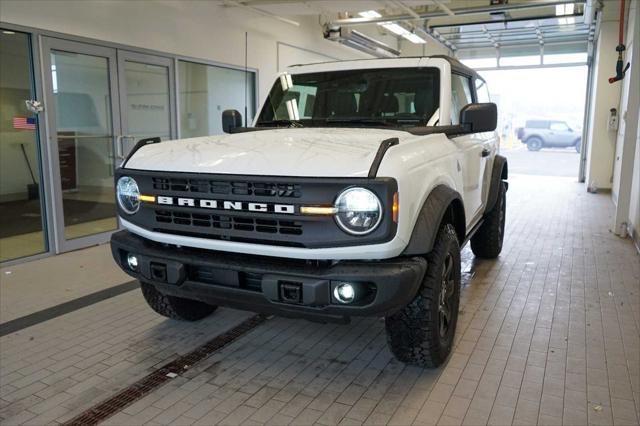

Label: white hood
[124,128,410,177]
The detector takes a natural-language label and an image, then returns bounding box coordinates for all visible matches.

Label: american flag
[12,116,36,130]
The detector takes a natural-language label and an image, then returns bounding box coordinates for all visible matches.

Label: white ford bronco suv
[111,56,508,367]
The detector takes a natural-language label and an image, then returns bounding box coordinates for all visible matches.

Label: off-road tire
[140,282,217,321]
[385,224,461,368]
[471,181,506,259]
[526,137,543,151]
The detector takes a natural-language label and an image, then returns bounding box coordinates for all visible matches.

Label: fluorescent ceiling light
[359,10,382,18]
[556,3,575,16]
[380,22,410,36]
[402,32,426,44]
[380,22,426,44]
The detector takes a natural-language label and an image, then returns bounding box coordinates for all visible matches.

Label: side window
[550,122,569,131]
[450,74,473,125]
[475,78,490,103]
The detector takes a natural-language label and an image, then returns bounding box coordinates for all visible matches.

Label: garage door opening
[471,61,589,178]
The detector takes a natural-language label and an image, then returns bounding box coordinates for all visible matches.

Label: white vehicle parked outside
[111,56,508,367]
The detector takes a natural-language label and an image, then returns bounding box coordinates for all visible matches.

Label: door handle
[481,148,491,157]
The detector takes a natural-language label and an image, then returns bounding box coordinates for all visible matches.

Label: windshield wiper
[256,119,304,128]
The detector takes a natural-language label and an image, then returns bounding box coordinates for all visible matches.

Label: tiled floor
[0,244,130,323]
[0,174,638,426]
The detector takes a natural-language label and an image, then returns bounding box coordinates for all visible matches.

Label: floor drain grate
[63,314,268,426]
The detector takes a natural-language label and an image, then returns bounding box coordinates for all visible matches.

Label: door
[548,121,574,146]
[42,38,121,253]
[0,29,48,262]
[450,74,485,224]
[116,51,175,164]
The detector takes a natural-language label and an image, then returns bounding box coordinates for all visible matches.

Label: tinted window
[257,68,440,128]
[526,120,549,129]
[450,74,473,125]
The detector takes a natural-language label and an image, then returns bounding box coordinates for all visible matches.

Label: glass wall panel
[50,50,117,240]
[0,30,47,262]
[179,61,255,138]
[123,61,171,140]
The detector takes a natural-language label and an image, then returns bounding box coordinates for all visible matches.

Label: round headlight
[335,187,382,235]
[117,176,140,214]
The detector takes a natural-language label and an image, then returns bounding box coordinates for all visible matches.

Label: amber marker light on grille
[138,195,156,203]
[300,206,338,215]
[392,192,399,222]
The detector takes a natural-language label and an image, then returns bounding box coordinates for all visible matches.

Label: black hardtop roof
[288,55,482,81]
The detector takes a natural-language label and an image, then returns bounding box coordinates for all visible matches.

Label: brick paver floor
[1,174,638,425]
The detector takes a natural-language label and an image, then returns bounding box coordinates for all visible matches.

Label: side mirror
[222,109,243,133]
[460,103,497,133]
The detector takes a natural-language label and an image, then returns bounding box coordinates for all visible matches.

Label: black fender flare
[486,154,508,213]
[401,185,466,256]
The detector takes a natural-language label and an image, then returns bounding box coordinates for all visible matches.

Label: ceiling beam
[432,0,455,17]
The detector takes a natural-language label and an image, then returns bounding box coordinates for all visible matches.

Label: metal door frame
[116,50,177,162]
[40,36,122,253]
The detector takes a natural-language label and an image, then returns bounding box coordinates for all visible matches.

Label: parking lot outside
[501,144,581,178]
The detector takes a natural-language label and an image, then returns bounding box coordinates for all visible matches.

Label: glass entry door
[41,38,121,252]
[116,51,175,164]
[0,29,47,262]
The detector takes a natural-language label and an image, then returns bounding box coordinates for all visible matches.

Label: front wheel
[385,224,461,368]
[526,137,543,151]
[471,181,506,259]
[140,282,218,321]
[575,140,581,153]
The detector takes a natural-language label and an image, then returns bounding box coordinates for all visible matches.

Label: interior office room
[0,1,638,425]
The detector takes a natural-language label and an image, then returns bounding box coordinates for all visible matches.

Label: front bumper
[110,231,426,323]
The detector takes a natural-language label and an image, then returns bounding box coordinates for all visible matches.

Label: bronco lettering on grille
[156,196,295,214]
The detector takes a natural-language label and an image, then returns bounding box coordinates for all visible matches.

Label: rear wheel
[526,137,543,151]
[385,224,461,368]
[140,282,217,321]
[471,181,506,259]
[575,140,581,153]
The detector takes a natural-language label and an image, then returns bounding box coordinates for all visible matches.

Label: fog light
[333,283,355,304]
[127,254,139,271]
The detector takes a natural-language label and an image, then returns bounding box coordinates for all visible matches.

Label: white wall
[610,0,640,249]
[629,107,640,249]
[585,19,622,190]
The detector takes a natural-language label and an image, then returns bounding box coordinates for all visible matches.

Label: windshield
[256,67,440,128]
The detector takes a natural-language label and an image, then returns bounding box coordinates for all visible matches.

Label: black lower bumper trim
[110,230,426,323]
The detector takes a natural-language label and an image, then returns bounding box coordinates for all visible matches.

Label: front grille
[155,210,302,235]
[152,177,301,198]
[118,170,397,249]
